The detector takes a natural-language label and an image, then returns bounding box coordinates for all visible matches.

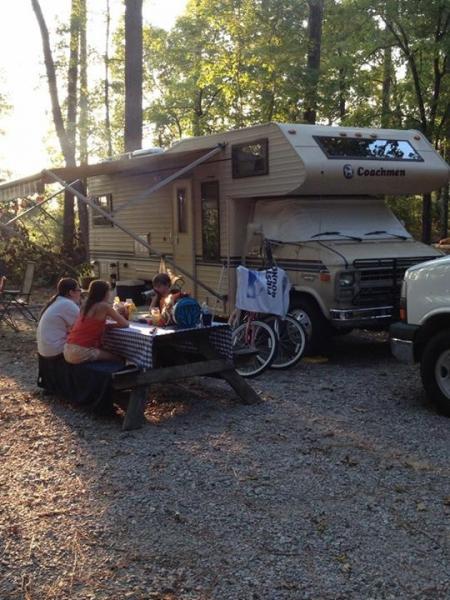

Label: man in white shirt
[37,278,82,357]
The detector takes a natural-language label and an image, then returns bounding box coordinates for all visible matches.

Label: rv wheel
[290,297,330,355]
[420,330,450,417]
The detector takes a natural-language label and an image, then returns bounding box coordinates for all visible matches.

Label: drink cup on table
[150,307,161,326]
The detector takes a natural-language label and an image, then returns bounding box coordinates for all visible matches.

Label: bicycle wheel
[266,314,307,369]
[232,319,278,378]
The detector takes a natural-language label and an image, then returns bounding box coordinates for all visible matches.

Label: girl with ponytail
[37,278,82,358]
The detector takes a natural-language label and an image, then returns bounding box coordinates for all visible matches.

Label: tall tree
[374,0,450,242]
[303,0,324,124]
[78,0,89,256]
[124,0,143,152]
[104,0,113,157]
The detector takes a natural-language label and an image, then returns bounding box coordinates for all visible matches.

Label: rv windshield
[314,136,423,162]
[253,198,412,243]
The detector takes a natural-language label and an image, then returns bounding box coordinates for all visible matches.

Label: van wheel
[290,297,330,355]
[420,330,450,417]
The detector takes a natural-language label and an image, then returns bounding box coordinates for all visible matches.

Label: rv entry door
[172,180,195,286]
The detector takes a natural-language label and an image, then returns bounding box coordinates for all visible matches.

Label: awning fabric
[0,147,216,202]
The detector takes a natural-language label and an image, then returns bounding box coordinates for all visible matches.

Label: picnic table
[102,322,261,430]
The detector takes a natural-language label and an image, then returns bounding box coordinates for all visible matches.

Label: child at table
[64,279,129,364]
[150,272,187,325]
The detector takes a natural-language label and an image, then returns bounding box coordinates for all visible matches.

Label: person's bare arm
[106,304,129,327]
[149,293,159,309]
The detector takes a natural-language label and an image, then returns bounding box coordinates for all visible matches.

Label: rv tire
[290,297,330,355]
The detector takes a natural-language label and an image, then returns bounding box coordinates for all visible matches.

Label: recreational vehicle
[1,123,449,351]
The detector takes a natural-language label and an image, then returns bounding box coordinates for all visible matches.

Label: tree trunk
[31,0,75,164]
[124,0,143,152]
[104,0,113,157]
[31,0,78,260]
[303,0,324,124]
[64,0,81,258]
[78,0,89,259]
[381,45,392,128]
[422,193,432,244]
[440,184,449,240]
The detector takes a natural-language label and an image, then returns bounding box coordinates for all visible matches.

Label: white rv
[1,123,448,351]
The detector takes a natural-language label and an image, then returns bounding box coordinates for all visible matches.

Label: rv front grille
[352,256,436,308]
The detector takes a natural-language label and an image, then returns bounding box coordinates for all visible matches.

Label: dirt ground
[0,305,449,600]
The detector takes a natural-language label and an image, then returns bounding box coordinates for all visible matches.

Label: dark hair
[152,273,171,288]
[39,277,80,320]
[82,279,110,319]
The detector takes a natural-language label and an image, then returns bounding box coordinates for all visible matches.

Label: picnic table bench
[104,323,261,430]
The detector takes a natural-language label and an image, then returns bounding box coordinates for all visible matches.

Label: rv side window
[92,194,113,227]
[201,181,220,260]
[176,188,188,233]
[314,136,423,162]
[232,139,269,178]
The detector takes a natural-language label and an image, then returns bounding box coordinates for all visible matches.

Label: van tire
[420,330,450,417]
[290,297,331,355]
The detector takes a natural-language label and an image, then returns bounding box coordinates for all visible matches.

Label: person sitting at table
[36,277,82,394]
[149,272,184,325]
[64,279,129,364]
[37,277,82,358]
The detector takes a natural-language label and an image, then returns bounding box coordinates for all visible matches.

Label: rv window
[92,194,113,227]
[201,181,220,260]
[232,139,269,178]
[314,136,423,162]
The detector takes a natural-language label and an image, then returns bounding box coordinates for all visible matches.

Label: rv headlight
[339,272,355,287]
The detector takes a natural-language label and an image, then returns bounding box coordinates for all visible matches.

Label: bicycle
[230,310,306,377]
[230,310,279,378]
[263,313,307,369]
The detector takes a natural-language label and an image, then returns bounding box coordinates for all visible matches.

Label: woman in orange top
[64,279,129,364]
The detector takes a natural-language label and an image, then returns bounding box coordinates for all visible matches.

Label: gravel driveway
[0,323,449,600]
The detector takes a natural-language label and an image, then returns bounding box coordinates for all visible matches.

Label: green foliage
[0,196,85,285]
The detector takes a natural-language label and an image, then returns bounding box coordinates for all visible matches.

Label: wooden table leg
[122,386,149,430]
[219,369,261,405]
[194,333,261,405]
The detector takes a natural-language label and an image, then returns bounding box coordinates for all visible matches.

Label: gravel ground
[0,315,449,600]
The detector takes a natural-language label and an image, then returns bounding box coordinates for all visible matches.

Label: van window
[176,187,188,233]
[314,136,423,162]
[92,194,113,227]
[201,181,220,260]
[232,139,269,178]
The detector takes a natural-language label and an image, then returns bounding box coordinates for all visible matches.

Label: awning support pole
[43,169,226,301]
[6,180,80,225]
[114,144,225,215]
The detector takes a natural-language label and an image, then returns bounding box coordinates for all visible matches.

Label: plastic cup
[151,308,161,325]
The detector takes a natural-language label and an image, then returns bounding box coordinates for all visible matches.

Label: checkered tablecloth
[102,322,232,370]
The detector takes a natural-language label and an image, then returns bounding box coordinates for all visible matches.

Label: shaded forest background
[0,0,449,282]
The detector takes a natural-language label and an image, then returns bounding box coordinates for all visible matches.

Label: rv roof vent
[414,135,421,140]
[339,132,347,137]
[355,132,362,137]
[370,134,377,139]
[131,147,165,158]
[287,129,296,134]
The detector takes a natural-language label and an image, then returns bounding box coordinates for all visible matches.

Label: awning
[0,146,220,202]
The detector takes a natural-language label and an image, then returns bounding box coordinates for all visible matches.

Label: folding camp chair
[3,261,37,322]
[0,275,19,331]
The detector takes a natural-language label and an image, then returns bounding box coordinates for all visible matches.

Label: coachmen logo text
[343,163,406,178]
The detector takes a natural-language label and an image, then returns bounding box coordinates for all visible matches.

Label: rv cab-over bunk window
[314,136,423,162]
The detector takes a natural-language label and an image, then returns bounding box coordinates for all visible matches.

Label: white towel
[235,266,291,317]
